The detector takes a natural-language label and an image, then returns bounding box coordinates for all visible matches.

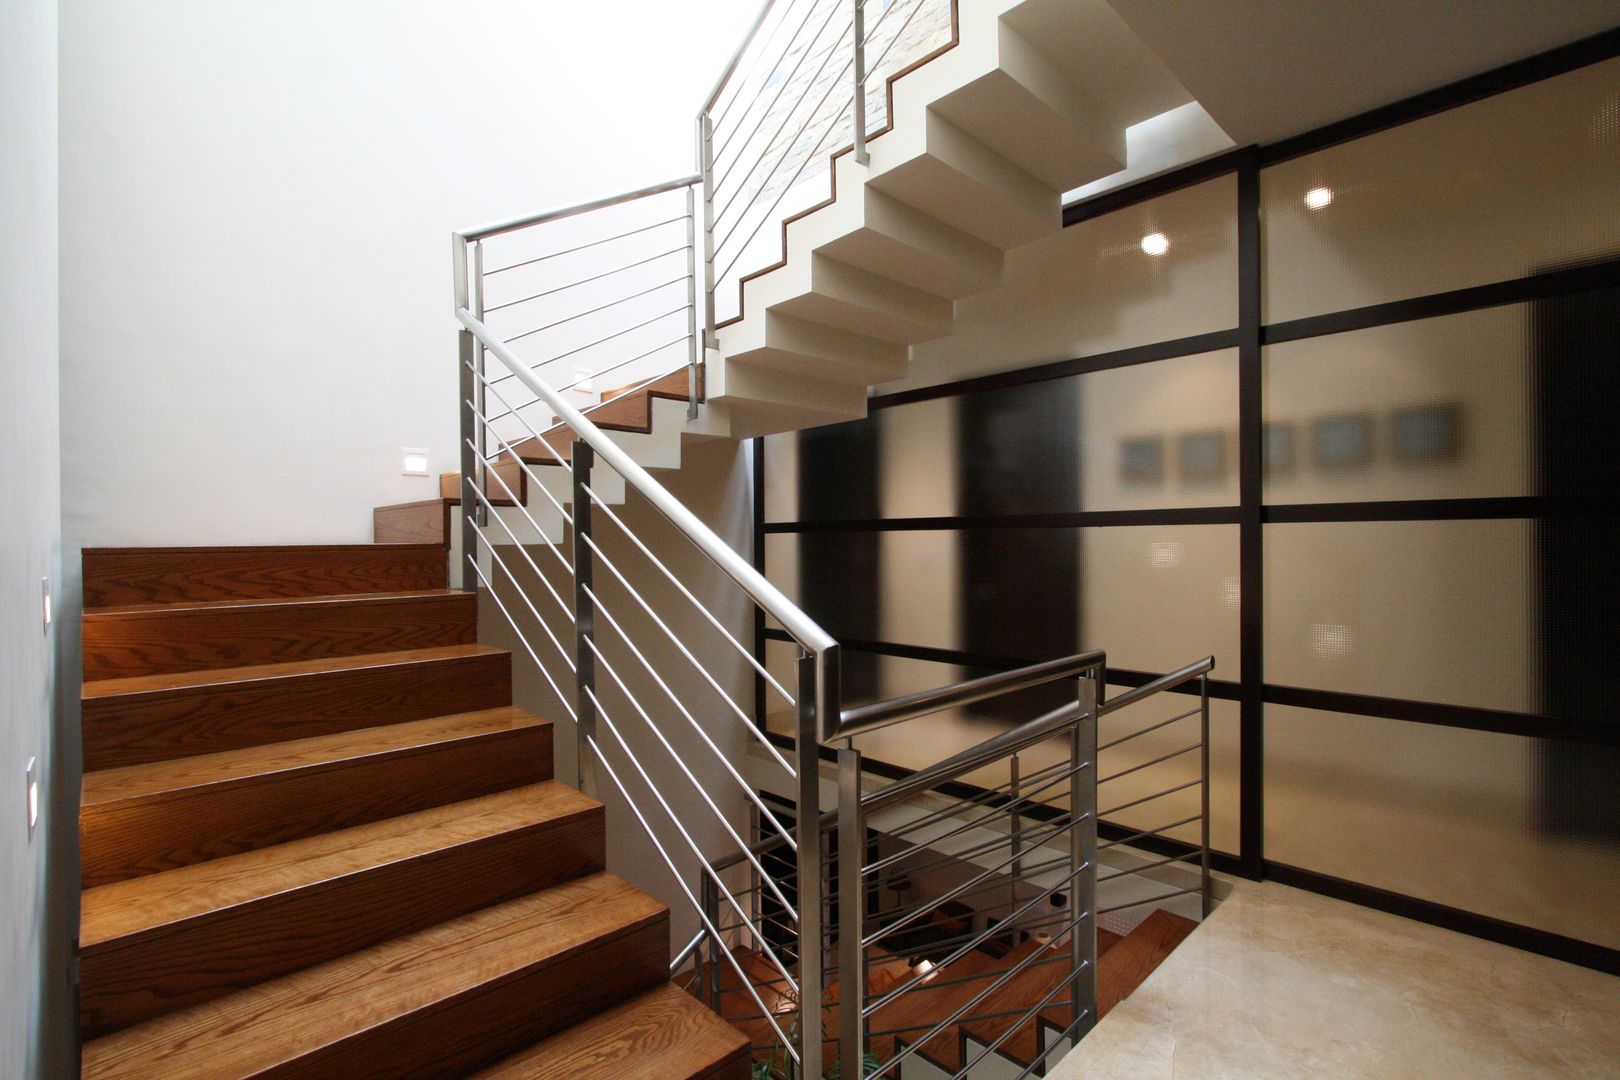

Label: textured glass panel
[766,524,1240,678]
[1264,305,1534,503]
[895,175,1238,392]
[1265,520,1533,711]
[1262,58,1620,322]
[1265,706,1620,950]
[764,349,1238,522]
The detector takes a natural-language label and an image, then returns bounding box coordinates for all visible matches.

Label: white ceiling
[1104,0,1620,146]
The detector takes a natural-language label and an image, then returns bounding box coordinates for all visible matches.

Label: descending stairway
[694,910,1194,1077]
[76,543,749,1079]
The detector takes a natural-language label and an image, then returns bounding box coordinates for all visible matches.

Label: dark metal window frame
[751,26,1620,975]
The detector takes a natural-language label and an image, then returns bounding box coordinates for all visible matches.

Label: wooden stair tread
[81,779,594,948]
[1092,908,1198,1020]
[84,588,468,618]
[81,706,546,807]
[81,872,666,1079]
[472,982,748,1080]
[81,643,506,701]
[81,544,447,606]
[870,949,1008,1070]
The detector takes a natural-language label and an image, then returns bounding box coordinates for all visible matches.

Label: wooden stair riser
[80,722,553,886]
[83,647,512,770]
[373,500,454,545]
[82,592,477,681]
[81,799,604,1037]
[439,458,528,505]
[82,546,448,607]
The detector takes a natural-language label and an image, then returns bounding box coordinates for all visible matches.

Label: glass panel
[765,524,1241,678]
[1100,689,1239,856]
[1265,520,1533,712]
[764,349,1238,522]
[1263,305,1534,503]
[1265,706,1620,951]
[1262,57,1620,322]
[897,174,1238,391]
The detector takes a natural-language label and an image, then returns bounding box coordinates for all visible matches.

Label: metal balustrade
[449,2,1217,1074]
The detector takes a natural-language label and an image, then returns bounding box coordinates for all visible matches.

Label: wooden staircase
[693,910,1195,1076]
[77,543,749,1079]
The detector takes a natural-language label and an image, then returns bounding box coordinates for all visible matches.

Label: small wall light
[402,448,430,476]
[41,577,51,632]
[26,757,38,840]
[1140,232,1170,256]
[1304,186,1334,210]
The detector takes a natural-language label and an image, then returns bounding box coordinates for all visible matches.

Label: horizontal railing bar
[1097,706,1200,751]
[670,928,707,974]
[461,308,836,656]
[1096,814,1202,852]
[1097,885,1203,915]
[585,482,796,707]
[1096,848,1204,884]
[483,231,686,293]
[459,173,701,242]
[499,302,686,352]
[866,992,1072,1040]
[707,0,812,133]
[589,691,803,989]
[584,581,799,850]
[866,861,1089,1017]
[862,906,1082,967]
[1096,741,1202,785]
[466,392,576,529]
[463,467,576,621]
[955,971,1080,1080]
[865,804,1081,896]
[710,0,838,166]
[464,552,577,721]
[1098,778,1202,817]
[468,365,575,474]
[465,516,576,670]
[584,734,798,1059]
[582,629,799,919]
[500,274,689,341]
[552,342,687,396]
[863,954,1070,1008]
[871,758,1072,854]
[700,0,785,113]
[838,653,1104,739]
[1097,657,1215,716]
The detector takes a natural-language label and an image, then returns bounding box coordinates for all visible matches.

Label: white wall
[59,0,758,550]
[1,0,64,1075]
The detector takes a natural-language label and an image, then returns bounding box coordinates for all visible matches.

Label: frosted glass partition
[1265,706,1620,951]
[1265,520,1533,712]
[766,524,1239,677]
[1263,305,1534,504]
[1262,57,1620,322]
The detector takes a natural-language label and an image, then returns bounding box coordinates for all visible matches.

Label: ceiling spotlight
[1140,232,1169,256]
[1304,186,1334,210]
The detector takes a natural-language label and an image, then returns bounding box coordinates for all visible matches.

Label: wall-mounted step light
[402,448,430,476]
[41,576,51,633]
[26,757,38,841]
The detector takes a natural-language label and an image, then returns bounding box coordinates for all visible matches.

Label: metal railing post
[453,234,478,594]
[684,184,700,420]
[836,745,866,1078]
[1010,751,1023,892]
[851,0,869,165]
[1069,672,1098,1040]
[796,650,824,1080]
[698,113,718,350]
[572,442,598,795]
[1200,673,1213,918]
[701,876,722,1009]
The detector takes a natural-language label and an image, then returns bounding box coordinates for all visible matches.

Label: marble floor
[1050,880,1620,1079]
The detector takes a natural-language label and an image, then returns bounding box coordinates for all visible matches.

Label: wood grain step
[81,871,669,1080]
[82,589,477,681]
[1093,908,1197,1019]
[82,545,447,607]
[373,498,454,545]
[473,982,749,1080]
[80,707,552,886]
[81,644,513,770]
[80,781,603,1037]
[438,458,528,505]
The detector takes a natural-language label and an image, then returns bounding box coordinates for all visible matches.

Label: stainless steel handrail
[456,307,837,659]
[835,651,1106,739]
[1097,656,1215,716]
[458,173,703,243]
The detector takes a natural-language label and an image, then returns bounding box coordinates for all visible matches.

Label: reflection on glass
[1265,706,1620,950]
[1264,305,1533,503]
[1262,57,1620,321]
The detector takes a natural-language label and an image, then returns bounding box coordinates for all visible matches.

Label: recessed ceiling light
[1140,232,1169,256]
[1304,186,1334,210]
